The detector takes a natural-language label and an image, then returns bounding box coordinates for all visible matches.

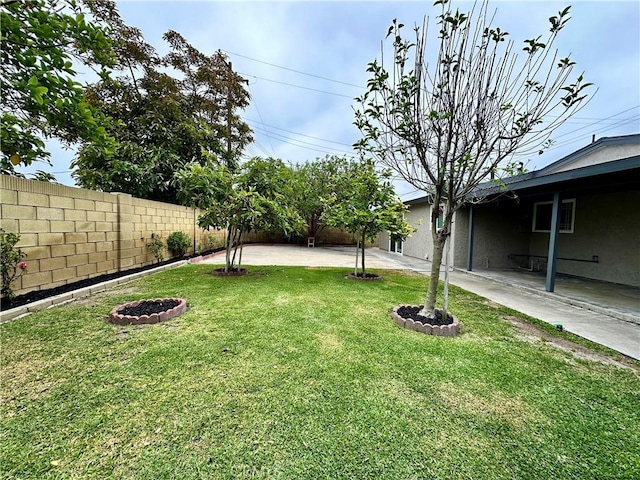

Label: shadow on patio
[462,268,640,324]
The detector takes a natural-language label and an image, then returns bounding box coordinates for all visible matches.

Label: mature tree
[354,0,592,317]
[72,6,252,203]
[176,157,304,272]
[323,159,414,278]
[1,0,115,176]
[292,155,352,240]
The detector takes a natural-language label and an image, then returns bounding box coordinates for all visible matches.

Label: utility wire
[549,105,639,141]
[248,84,276,156]
[222,49,364,89]
[251,124,354,155]
[238,72,355,98]
[244,118,355,147]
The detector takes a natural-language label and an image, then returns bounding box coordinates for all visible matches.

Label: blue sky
[20,0,640,198]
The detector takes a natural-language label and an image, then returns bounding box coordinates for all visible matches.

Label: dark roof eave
[469,155,640,199]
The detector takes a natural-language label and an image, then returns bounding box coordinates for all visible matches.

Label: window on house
[433,204,444,230]
[532,199,575,233]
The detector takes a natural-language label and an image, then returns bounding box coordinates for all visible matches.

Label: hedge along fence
[0,175,372,299]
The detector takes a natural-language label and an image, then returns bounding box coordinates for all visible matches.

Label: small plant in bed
[167,231,191,258]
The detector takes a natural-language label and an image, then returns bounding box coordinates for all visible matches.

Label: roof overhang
[473,155,640,200]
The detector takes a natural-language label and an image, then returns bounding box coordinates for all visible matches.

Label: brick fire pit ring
[108,298,187,325]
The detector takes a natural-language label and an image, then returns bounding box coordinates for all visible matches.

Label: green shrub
[146,233,165,263]
[1,228,28,300]
[167,231,191,258]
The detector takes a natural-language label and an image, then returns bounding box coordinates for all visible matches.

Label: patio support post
[545,192,561,292]
[467,204,474,271]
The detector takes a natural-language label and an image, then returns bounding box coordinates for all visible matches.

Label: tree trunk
[224,227,233,273]
[230,228,242,270]
[442,234,451,320]
[238,234,244,269]
[354,240,359,276]
[420,232,445,318]
[361,231,367,277]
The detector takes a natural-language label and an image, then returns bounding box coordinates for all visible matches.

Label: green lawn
[1,265,638,479]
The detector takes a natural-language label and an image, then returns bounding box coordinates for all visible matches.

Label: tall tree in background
[1,0,115,176]
[292,155,352,240]
[354,0,592,318]
[72,3,252,203]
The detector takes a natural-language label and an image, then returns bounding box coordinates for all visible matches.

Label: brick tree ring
[108,298,187,325]
[345,273,383,281]
[390,305,460,337]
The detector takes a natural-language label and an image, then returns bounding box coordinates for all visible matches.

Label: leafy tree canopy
[72,5,252,204]
[176,157,304,272]
[291,155,354,239]
[1,0,116,176]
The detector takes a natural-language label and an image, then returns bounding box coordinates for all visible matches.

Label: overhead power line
[244,118,355,147]
[251,124,354,155]
[222,49,365,89]
[238,72,355,98]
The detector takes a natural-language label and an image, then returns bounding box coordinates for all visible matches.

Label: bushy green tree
[1,0,115,176]
[322,159,414,277]
[354,0,592,316]
[292,155,352,240]
[176,157,303,273]
[72,5,252,203]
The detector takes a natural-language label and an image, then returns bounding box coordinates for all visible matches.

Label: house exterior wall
[548,144,640,173]
[378,231,390,251]
[453,203,530,270]
[528,190,640,286]
[401,202,432,260]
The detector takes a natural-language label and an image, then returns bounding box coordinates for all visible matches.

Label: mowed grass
[1,265,638,479]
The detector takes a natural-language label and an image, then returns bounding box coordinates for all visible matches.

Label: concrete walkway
[202,245,640,360]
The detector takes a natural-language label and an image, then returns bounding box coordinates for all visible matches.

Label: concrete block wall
[0,175,224,298]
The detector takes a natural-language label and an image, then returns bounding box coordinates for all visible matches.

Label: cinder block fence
[0,175,228,298]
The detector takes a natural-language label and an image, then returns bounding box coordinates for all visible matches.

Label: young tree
[354,0,592,317]
[176,157,303,273]
[1,0,115,176]
[322,159,414,278]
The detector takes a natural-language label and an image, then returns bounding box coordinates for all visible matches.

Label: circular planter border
[390,305,460,337]
[345,273,383,281]
[108,298,187,325]
[212,268,248,277]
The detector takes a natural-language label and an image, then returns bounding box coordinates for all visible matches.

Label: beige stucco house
[380,134,640,289]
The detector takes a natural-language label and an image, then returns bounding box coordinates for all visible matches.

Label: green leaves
[176,157,304,270]
[560,74,594,108]
[322,159,413,245]
[549,6,571,33]
[1,0,115,175]
[523,36,546,55]
[27,76,49,105]
[74,21,252,203]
